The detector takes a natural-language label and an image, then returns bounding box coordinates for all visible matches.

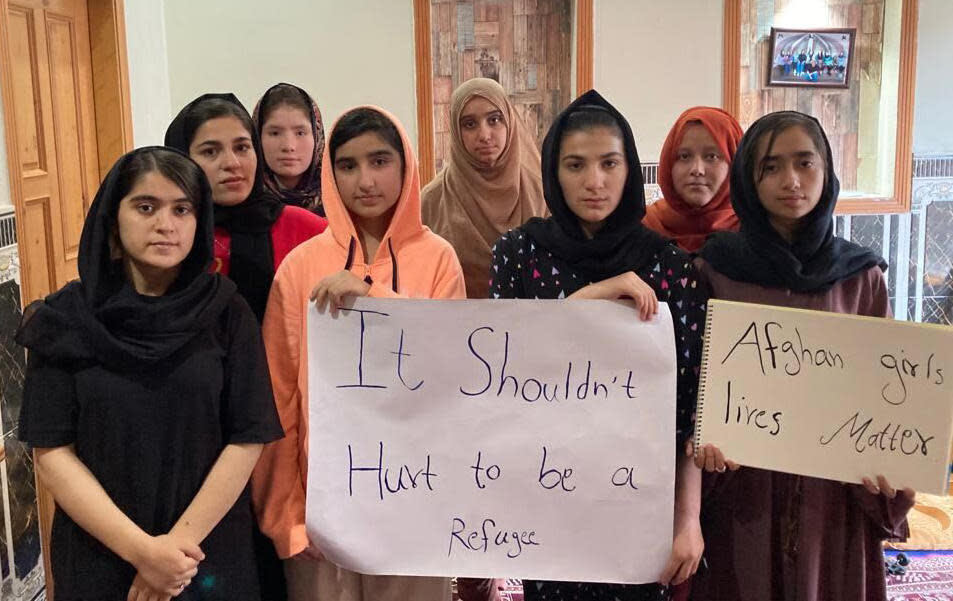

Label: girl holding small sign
[252,106,465,600]
[17,147,284,600]
[489,90,707,600]
[692,111,915,601]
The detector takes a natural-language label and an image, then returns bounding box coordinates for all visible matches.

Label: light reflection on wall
[774,0,830,28]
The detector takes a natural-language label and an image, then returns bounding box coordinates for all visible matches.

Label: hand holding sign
[694,300,953,494]
[306,298,679,583]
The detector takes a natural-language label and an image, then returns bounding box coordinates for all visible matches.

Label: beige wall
[913,0,953,154]
[125,0,173,146]
[162,0,419,145]
[593,0,724,162]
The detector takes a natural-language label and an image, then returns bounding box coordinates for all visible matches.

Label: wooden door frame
[0,0,134,305]
[413,0,594,186]
[721,0,919,214]
[0,0,133,595]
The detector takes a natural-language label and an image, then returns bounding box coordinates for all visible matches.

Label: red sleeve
[212,227,231,276]
[270,207,328,269]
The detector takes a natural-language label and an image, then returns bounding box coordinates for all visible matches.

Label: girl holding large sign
[253,106,465,600]
[692,111,915,601]
[489,90,707,600]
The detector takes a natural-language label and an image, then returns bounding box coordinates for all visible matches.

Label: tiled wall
[0,234,43,601]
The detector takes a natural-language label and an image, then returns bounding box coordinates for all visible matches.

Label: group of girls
[16,75,913,601]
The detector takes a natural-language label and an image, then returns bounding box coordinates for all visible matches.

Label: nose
[222,149,241,170]
[689,156,705,176]
[583,165,605,191]
[154,207,174,232]
[781,164,800,190]
[477,121,492,142]
[281,132,296,152]
[357,167,375,192]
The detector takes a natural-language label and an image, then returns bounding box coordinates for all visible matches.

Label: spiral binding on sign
[693,305,717,454]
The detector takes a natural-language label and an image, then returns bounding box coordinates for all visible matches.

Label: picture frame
[766,27,856,89]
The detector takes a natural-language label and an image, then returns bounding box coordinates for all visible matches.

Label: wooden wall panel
[736,0,886,191]
[429,0,572,173]
[724,0,917,212]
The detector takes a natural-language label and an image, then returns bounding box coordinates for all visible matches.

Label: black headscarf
[699,111,885,292]
[165,93,282,321]
[15,146,236,366]
[521,90,669,281]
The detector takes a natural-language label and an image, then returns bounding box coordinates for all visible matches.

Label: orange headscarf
[644,106,743,252]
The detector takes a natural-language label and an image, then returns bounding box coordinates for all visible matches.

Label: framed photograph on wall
[767,27,855,88]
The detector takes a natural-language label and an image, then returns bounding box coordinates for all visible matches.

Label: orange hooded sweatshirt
[251,106,466,559]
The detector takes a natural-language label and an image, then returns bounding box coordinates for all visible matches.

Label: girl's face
[459,96,508,167]
[189,116,257,206]
[261,104,315,188]
[671,123,729,208]
[332,131,403,229]
[754,125,825,241]
[557,126,627,238]
[116,171,197,288]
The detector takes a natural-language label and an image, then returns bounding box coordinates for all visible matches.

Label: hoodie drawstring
[343,237,356,271]
[388,239,399,293]
[342,235,399,293]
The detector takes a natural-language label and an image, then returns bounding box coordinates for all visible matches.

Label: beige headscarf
[422,78,546,298]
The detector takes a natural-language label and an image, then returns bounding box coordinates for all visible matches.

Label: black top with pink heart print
[490,226,709,447]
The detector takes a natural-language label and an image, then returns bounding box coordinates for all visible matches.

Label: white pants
[284,558,452,601]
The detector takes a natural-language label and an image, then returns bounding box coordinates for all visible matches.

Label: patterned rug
[886,550,953,600]
[886,488,953,551]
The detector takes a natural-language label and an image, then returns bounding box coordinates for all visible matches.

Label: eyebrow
[125,194,192,203]
[679,145,721,152]
[461,109,504,121]
[334,149,396,164]
[561,151,624,161]
[196,135,252,147]
[762,150,817,161]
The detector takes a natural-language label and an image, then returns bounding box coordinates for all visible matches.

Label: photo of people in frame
[767,27,855,88]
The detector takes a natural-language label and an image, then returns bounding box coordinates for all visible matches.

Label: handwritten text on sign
[695,299,953,494]
[306,299,677,583]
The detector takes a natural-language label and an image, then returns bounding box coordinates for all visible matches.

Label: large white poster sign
[306,298,677,583]
[695,299,953,495]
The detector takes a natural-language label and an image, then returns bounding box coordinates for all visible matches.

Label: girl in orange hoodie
[252,106,464,601]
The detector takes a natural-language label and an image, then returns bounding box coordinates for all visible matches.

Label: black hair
[258,84,313,127]
[329,108,405,165]
[560,105,625,144]
[743,112,828,184]
[184,98,256,149]
[113,147,206,214]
